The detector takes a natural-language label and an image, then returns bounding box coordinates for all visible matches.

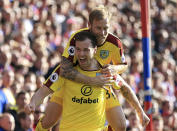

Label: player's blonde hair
[89,5,111,24]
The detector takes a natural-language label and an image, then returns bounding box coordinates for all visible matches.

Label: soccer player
[36,31,120,131]
[25,5,149,130]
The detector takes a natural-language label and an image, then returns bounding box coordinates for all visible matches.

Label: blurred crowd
[0,0,176,131]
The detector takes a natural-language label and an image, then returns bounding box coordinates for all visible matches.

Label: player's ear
[94,47,97,54]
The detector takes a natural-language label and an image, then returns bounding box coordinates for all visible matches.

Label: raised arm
[60,56,110,86]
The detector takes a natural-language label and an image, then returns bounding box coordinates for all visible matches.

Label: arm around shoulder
[60,56,110,86]
[60,56,92,84]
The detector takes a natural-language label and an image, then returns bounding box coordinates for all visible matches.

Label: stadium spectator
[1,69,15,107]
[127,111,142,131]
[15,111,34,131]
[152,115,164,131]
[0,112,15,131]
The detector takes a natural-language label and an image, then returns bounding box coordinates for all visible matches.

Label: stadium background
[0,0,176,130]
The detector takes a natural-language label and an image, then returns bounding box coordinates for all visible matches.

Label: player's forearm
[30,86,53,107]
[60,56,92,84]
[61,67,93,84]
[120,82,144,114]
[111,64,128,74]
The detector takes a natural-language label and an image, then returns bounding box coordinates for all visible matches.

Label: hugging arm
[101,64,128,76]
[60,56,110,86]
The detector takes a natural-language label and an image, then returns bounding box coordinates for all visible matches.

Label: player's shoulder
[106,33,123,48]
[68,28,89,46]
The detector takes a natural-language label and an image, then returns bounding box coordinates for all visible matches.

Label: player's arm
[101,64,128,76]
[118,77,150,127]
[60,56,111,86]
[36,78,65,130]
[35,97,62,131]
[110,38,128,74]
[25,64,63,114]
[101,60,128,76]
[25,86,53,114]
[112,64,128,74]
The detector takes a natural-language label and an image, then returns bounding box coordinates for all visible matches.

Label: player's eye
[84,49,89,52]
[76,48,80,51]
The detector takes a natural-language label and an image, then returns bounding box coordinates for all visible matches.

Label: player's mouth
[79,58,87,64]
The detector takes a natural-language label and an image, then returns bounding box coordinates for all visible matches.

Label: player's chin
[78,60,86,65]
[98,38,106,45]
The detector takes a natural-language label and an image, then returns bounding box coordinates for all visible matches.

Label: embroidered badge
[100,50,109,59]
[50,73,59,82]
[68,46,75,56]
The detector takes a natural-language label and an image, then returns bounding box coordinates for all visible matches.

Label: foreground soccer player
[26,6,149,130]
[36,31,149,131]
[36,31,121,131]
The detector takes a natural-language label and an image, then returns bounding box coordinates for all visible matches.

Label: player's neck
[90,59,101,70]
[80,59,101,71]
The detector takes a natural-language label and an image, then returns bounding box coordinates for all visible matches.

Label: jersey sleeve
[112,75,122,90]
[111,74,128,92]
[106,33,127,65]
[43,65,61,92]
[62,32,77,64]
[112,40,127,65]
[48,75,65,92]
[50,86,64,105]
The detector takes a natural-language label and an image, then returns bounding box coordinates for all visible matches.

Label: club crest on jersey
[68,46,75,56]
[50,73,58,82]
[100,50,109,59]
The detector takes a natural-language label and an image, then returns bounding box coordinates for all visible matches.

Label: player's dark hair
[74,31,97,48]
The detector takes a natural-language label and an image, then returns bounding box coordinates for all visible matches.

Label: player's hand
[90,74,114,86]
[24,103,35,114]
[101,64,116,76]
[138,111,150,127]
